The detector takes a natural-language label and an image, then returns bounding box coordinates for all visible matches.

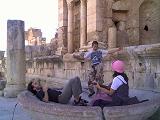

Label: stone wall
[56,0,160,52]
[139,0,160,45]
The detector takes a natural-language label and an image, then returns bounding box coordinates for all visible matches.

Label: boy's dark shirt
[36,88,62,103]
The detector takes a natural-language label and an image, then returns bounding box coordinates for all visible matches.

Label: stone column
[67,2,73,53]
[80,0,87,48]
[56,0,68,55]
[108,25,117,49]
[4,20,26,98]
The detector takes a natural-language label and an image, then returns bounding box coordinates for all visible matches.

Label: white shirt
[84,49,108,60]
[111,75,127,90]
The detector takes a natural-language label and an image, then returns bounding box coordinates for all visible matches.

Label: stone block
[127,28,140,45]
[112,1,129,11]
[113,12,127,21]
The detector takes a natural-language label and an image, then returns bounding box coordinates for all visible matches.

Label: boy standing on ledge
[73,41,121,97]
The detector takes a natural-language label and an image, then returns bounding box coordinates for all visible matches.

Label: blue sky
[0,0,58,51]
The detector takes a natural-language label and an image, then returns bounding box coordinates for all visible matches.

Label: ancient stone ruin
[3,0,160,119]
[24,0,160,92]
[25,27,46,46]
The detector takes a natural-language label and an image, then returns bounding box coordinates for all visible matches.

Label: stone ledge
[18,91,103,120]
[18,89,160,120]
[103,89,160,120]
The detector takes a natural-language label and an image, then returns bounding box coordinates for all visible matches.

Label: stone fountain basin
[18,91,102,120]
[103,89,160,120]
[18,89,160,120]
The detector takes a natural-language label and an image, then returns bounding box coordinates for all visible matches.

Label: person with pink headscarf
[91,60,130,107]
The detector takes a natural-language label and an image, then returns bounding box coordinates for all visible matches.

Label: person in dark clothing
[92,60,130,107]
[27,76,88,106]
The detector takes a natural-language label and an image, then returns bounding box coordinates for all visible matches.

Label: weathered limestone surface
[103,89,160,120]
[108,26,117,48]
[67,2,74,53]
[4,20,25,98]
[139,0,160,45]
[56,0,160,52]
[18,89,160,120]
[18,91,103,120]
[57,0,68,55]
[80,0,87,48]
[25,28,46,46]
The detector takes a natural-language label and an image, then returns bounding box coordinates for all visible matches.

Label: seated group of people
[28,59,132,107]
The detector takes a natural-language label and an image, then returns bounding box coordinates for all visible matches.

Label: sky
[0,0,58,51]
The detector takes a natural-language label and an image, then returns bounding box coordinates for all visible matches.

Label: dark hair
[92,41,98,46]
[27,81,37,95]
[112,71,128,81]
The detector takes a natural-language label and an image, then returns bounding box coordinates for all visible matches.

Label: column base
[3,84,25,98]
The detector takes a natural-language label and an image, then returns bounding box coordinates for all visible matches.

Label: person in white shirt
[92,60,129,107]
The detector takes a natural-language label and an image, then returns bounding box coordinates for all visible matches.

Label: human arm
[107,48,121,54]
[42,83,49,102]
[73,53,84,60]
[94,82,115,95]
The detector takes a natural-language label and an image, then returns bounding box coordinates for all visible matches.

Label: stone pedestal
[4,20,26,98]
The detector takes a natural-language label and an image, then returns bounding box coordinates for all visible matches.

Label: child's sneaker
[73,97,88,106]
[88,92,95,97]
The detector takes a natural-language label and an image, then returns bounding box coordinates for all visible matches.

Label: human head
[27,79,41,95]
[111,60,125,73]
[27,81,37,95]
[92,41,99,51]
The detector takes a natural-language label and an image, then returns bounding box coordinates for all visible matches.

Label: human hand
[72,53,77,58]
[118,47,123,51]
[92,81,101,89]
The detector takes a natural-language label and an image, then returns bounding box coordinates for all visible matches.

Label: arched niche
[139,0,160,45]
